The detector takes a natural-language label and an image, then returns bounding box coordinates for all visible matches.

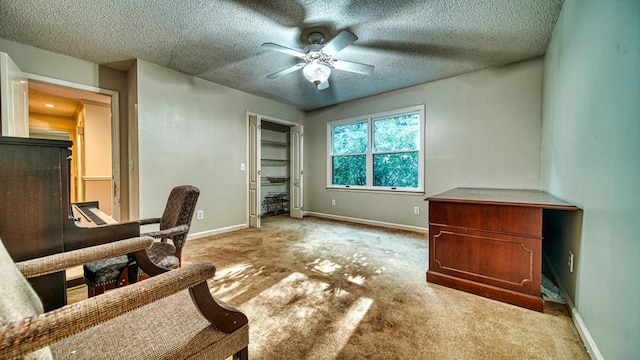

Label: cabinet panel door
[429,225,542,296]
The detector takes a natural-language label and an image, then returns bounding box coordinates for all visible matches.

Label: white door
[0,53,29,137]
[290,125,304,219]
[249,114,261,228]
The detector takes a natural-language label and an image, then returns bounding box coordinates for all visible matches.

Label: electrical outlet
[414,206,420,215]
[196,210,204,220]
[568,251,574,273]
[331,199,336,207]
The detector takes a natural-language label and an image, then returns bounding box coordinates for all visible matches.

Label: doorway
[27,80,119,219]
[248,113,303,228]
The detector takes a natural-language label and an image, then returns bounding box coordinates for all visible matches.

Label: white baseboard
[543,255,603,360]
[186,223,248,241]
[304,211,428,233]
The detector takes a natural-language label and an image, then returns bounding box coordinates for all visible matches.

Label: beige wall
[126,61,139,221]
[82,102,112,176]
[82,102,112,215]
[0,38,100,87]
[29,113,78,202]
[135,60,303,234]
[98,65,130,220]
[304,59,543,229]
[541,1,640,358]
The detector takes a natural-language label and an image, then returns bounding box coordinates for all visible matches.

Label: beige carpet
[181,215,589,360]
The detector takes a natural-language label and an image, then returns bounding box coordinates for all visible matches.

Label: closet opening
[260,121,290,218]
[248,113,303,228]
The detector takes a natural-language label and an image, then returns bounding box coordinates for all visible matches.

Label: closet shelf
[261,140,289,148]
[261,176,288,185]
[261,159,288,166]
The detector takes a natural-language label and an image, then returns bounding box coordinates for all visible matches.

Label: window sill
[326,186,425,196]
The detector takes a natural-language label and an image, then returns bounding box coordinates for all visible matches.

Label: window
[327,105,424,192]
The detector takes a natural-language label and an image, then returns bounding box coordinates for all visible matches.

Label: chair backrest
[159,185,200,248]
[0,238,53,359]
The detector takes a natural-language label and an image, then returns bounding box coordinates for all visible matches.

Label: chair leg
[87,283,105,298]
[116,267,130,287]
[233,347,248,360]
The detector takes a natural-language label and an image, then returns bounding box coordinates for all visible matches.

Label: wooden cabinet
[0,136,139,311]
[426,188,578,312]
[0,136,72,310]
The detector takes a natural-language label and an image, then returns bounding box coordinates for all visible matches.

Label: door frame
[25,73,122,221]
[0,52,29,137]
[247,112,303,227]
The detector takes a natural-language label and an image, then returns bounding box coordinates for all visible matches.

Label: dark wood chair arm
[138,217,162,225]
[141,224,189,241]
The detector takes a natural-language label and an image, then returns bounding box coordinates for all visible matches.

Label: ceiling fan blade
[262,43,305,58]
[266,63,306,79]
[317,80,330,90]
[322,31,357,56]
[332,60,374,76]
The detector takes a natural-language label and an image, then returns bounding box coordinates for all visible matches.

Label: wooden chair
[83,185,200,296]
[0,236,248,360]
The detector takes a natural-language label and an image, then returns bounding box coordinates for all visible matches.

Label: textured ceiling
[0,0,563,111]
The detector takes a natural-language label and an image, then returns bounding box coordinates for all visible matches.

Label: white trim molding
[186,223,249,241]
[304,211,428,234]
[544,254,603,360]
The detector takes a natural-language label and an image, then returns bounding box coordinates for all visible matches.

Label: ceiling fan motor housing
[307,31,325,44]
[304,45,332,67]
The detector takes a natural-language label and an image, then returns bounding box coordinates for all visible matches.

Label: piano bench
[83,244,181,297]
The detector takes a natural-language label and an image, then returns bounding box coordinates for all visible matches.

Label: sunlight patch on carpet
[306,296,373,359]
[347,274,366,285]
[309,258,342,274]
[243,272,372,358]
[210,263,253,298]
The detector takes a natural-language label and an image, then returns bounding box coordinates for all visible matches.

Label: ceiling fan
[262,30,374,90]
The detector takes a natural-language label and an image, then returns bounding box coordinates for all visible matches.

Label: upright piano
[0,136,139,311]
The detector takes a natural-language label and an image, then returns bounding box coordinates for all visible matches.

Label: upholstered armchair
[0,236,249,360]
[83,185,200,296]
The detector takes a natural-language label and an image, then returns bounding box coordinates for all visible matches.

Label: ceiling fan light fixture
[303,60,331,86]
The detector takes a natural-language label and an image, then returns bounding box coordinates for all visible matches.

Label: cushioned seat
[84,185,200,296]
[50,291,249,360]
[83,242,180,286]
[0,236,249,360]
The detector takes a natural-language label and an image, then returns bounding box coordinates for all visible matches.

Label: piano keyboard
[72,202,117,227]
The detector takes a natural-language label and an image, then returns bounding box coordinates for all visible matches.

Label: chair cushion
[0,239,53,360]
[147,242,179,269]
[84,242,179,285]
[50,290,248,360]
[84,254,129,285]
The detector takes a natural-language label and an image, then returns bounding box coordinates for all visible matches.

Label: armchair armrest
[16,236,154,278]
[0,261,247,359]
[138,217,162,226]
[142,224,189,240]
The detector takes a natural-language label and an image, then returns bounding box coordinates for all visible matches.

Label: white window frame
[326,105,425,193]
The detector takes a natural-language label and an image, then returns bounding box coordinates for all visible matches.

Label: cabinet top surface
[0,136,72,148]
[427,188,579,210]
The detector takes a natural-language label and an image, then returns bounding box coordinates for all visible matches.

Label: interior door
[290,125,304,219]
[249,114,261,227]
[0,52,29,137]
